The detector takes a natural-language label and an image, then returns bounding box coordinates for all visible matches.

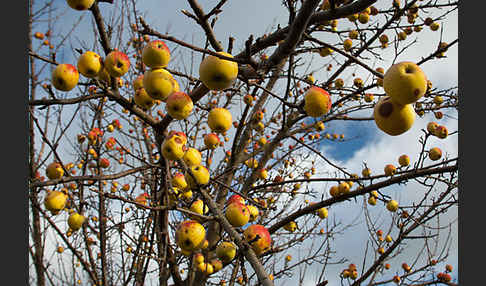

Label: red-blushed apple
[398,154,410,167]
[190,199,209,217]
[77,51,102,78]
[199,52,238,90]
[243,224,272,256]
[435,125,448,139]
[225,202,250,227]
[384,164,397,176]
[142,40,171,69]
[257,168,268,180]
[208,107,233,134]
[227,194,245,205]
[135,193,149,208]
[51,64,79,91]
[99,158,110,169]
[104,50,130,77]
[374,96,416,136]
[171,173,188,190]
[247,204,259,222]
[165,91,194,120]
[383,61,428,105]
[303,86,332,117]
[204,133,221,150]
[175,220,206,252]
[161,135,185,161]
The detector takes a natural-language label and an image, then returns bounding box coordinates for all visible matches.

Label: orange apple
[104,50,130,77]
[204,133,221,149]
[243,224,271,256]
[303,86,332,117]
[428,147,442,161]
[398,154,410,167]
[384,164,396,176]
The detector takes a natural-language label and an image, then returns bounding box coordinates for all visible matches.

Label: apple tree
[29,0,458,285]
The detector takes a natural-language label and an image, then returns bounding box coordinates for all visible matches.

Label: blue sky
[30,1,458,285]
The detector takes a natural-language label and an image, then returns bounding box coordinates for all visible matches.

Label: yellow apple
[398,154,410,167]
[68,212,86,231]
[225,202,250,227]
[373,96,416,136]
[133,88,155,110]
[171,173,188,190]
[51,64,79,91]
[384,164,396,176]
[317,207,328,219]
[77,51,102,78]
[227,194,245,205]
[283,221,297,232]
[428,147,442,161]
[183,148,202,167]
[319,47,333,57]
[194,252,205,264]
[338,181,350,195]
[143,68,178,101]
[161,136,185,161]
[166,92,194,120]
[190,199,209,216]
[210,258,223,272]
[383,62,428,105]
[368,196,377,205]
[362,167,371,177]
[208,107,233,134]
[349,30,359,39]
[44,190,68,215]
[67,0,94,10]
[243,224,272,256]
[132,74,144,91]
[358,12,370,24]
[186,165,210,189]
[247,205,259,222]
[216,241,237,263]
[96,67,111,85]
[175,220,206,252]
[304,86,332,117]
[46,162,64,180]
[104,50,130,77]
[142,40,171,69]
[343,39,353,51]
[199,52,238,90]
[386,200,399,212]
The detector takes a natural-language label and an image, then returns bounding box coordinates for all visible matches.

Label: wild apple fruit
[227,194,245,205]
[428,147,442,161]
[67,0,94,10]
[319,47,333,57]
[190,199,209,217]
[166,92,194,120]
[199,52,238,90]
[247,205,259,222]
[175,220,206,252]
[383,62,428,105]
[133,74,144,91]
[303,86,332,117]
[68,212,86,231]
[374,96,416,136]
[183,148,202,167]
[186,165,210,189]
[317,207,328,219]
[435,125,448,139]
[51,64,79,91]
[204,133,221,150]
[216,241,236,263]
[143,68,179,101]
[46,162,64,180]
[208,107,232,134]
[134,88,155,110]
[77,51,102,78]
[243,224,272,256]
[171,173,188,190]
[142,40,171,69]
[384,164,396,176]
[343,39,353,51]
[161,135,185,161]
[210,258,223,272]
[104,50,130,77]
[44,190,68,215]
[257,168,268,180]
[386,200,399,212]
[283,221,297,232]
[398,154,410,167]
[225,202,250,227]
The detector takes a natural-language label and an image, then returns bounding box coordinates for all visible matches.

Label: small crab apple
[185,165,210,189]
[374,96,416,136]
[142,40,171,69]
[283,221,297,232]
[427,121,439,134]
[68,212,86,231]
[199,52,238,91]
[384,164,397,176]
[398,154,410,167]
[303,86,332,117]
[343,38,353,51]
[317,207,328,219]
[243,224,272,256]
[183,148,202,167]
[67,0,95,10]
[208,107,233,134]
[428,147,442,161]
[225,202,250,227]
[134,88,155,110]
[104,50,130,77]
[257,168,268,180]
[166,92,194,120]
[161,135,185,161]
[46,162,64,180]
[99,158,110,169]
[386,200,399,212]
[51,64,79,92]
[216,241,237,263]
[44,190,68,215]
[190,199,209,217]
[204,133,221,149]
[383,62,428,105]
[77,51,102,78]
[435,125,448,139]
[175,220,206,252]
[319,47,333,57]
[171,173,188,190]
[143,68,179,101]
[247,205,259,222]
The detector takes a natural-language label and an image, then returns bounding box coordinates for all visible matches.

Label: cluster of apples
[436,264,453,282]
[341,263,359,280]
[374,61,428,136]
[194,253,223,276]
[426,121,448,139]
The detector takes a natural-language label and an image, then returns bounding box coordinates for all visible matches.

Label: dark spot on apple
[414,88,420,96]
[195,166,200,171]
[86,69,95,76]
[212,74,224,82]
[76,5,85,10]
[172,106,179,111]
[174,137,182,144]
[184,239,191,247]
[117,61,123,68]
[378,101,393,117]
[57,78,65,87]
[405,67,414,73]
